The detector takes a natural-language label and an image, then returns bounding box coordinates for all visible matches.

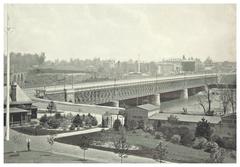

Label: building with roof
[125,104,160,129]
[148,113,222,131]
[4,83,37,126]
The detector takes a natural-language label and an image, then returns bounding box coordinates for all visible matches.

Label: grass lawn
[55,129,236,163]
[4,150,93,163]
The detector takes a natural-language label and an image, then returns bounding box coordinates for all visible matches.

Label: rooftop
[149,113,221,124]
[4,107,30,114]
[137,104,160,111]
[4,84,32,105]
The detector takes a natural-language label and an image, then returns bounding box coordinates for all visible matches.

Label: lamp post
[5,6,13,141]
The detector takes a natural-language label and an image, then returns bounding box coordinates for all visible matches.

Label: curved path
[4,129,166,163]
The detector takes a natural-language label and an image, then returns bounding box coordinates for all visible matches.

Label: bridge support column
[64,89,75,103]
[180,88,188,100]
[112,100,119,107]
[151,94,161,106]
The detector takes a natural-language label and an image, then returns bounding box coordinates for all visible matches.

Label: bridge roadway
[36,73,217,92]
[36,73,219,106]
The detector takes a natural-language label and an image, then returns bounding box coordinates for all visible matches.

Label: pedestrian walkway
[55,127,109,138]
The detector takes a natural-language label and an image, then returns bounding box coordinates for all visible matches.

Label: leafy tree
[47,118,60,129]
[114,127,129,163]
[113,119,122,131]
[78,135,91,160]
[47,101,57,115]
[72,114,83,127]
[153,141,168,163]
[195,118,213,140]
[47,135,56,153]
[137,120,145,129]
[39,114,48,124]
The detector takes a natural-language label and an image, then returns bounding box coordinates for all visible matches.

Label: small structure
[4,83,37,126]
[102,112,125,128]
[125,104,159,128]
[149,113,221,131]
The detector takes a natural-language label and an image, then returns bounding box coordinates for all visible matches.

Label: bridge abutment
[112,100,120,107]
[151,94,161,106]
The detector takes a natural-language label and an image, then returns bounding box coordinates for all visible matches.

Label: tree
[113,119,122,131]
[47,101,57,115]
[195,118,213,140]
[47,135,56,153]
[72,114,83,127]
[153,141,168,163]
[198,85,215,116]
[137,120,145,129]
[113,127,129,163]
[78,135,91,160]
[39,114,48,124]
[219,88,230,115]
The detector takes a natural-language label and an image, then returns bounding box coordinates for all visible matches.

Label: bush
[192,137,208,149]
[170,134,181,144]
[204,141,219,153]
[69,124,75,130]
[72,114,83,127]
[180,132,194,146]
[40,114,48,124]
[211,134,225,148]
[195,118,213,140]
[113,119,122,131]
[47,118,60,129]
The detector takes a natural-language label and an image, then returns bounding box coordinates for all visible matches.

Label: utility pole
[6,6,12,141]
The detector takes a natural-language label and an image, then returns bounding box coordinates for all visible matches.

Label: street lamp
[5,6,13,141]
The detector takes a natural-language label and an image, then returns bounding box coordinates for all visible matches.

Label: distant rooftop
[149,113,221,124]
[137,104,160,111]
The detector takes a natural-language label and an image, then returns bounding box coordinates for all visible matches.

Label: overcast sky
[4,4,236,62]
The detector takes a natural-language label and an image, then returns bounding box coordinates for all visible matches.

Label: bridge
[32,73,237,107]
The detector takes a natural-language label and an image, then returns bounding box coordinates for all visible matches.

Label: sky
[4,4,236,62]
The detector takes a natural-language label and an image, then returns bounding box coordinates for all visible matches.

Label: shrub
[137,120,145,129]
[39,114,48,124]
[195,118,213,140]
[91,116,98,126]
[69,124,75,130]
[192,137,208,149]
[47,118,60,129]
[113,119,122,131]
[204,141,219,153]
[72,114,83,127]
[170,134,181,144]
[180,132,194,146]
[211,134,225,148]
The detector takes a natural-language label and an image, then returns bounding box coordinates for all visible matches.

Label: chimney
[10,82,17,101]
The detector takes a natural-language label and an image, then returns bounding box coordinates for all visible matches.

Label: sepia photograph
[3,2,237,164]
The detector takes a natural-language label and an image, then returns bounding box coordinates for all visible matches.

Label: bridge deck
[40,74,218,92]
